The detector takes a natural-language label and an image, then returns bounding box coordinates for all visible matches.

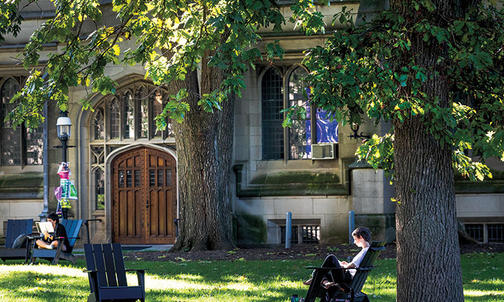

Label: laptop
[35,221,54,234]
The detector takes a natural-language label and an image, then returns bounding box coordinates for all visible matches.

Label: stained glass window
[261,66,339,161]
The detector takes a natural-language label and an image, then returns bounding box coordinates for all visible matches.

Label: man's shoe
[303,278,313,285]
[321,280,337,290]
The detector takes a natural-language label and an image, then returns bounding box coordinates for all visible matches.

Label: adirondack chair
[0,219,33,263]
[303,241,386,302]
[31,219,83,264]
[84,243,146,302]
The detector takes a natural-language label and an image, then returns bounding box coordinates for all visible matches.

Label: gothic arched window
[123,91,135,139]
[0,77,43,166]
[109,98,120,139]
[88,83,173,210]
[93,107,105,140]
[260,66,339,161]
[261,68,284,160]
[288,67,311,159]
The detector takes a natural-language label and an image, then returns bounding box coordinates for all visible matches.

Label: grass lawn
[0,253,503,301]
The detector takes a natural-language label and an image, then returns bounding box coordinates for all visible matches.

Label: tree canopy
[4,0,286,128]
[290,2,504,184]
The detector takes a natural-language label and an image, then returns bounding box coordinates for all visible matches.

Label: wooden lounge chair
[84,243,146,302]
[30,219,83,264]
[303,241,386,302]
[0,219,33,263]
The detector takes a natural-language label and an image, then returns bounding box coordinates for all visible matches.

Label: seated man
[35,213,71,252]
[304,227,372,290]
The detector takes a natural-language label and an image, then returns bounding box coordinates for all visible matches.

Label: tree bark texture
[391,0,465,301]
[171,59,235,251]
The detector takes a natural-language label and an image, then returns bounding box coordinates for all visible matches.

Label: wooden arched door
[112,147,177,244]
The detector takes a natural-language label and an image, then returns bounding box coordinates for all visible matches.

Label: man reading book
[35,213,71,252]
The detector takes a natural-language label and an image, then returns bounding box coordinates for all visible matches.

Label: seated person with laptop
[35,213,71,252]
[304,227,372,290]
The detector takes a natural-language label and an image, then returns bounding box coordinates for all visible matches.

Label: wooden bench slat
[103,244,118,287]
[92,244,109,288]
[112,243,128,286]
[5,219,33,248]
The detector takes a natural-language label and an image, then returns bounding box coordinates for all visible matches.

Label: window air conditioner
[312,143,337,160]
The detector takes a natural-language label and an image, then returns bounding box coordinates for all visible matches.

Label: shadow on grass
[0,271,88,301]
[0,253,502,302]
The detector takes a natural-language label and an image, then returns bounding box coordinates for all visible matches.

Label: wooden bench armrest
[125,269,146,288]
[357,266,373,271]
[83,269,97,273]
[305,266,374,271]
[54,236,80,240]
[305,266,349,270]
[26,234,42,240]
[125,269,146,273]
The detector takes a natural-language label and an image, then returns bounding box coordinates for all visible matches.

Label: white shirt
[347,247,369,277]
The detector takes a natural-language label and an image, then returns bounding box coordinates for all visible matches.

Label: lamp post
[56,111,72,219]
[348,123,371,140]
[56,111,72,163]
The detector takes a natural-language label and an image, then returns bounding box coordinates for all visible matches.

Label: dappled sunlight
[467,278,504,286]
[221,274,249,282]
[176,273,204,281]
[0,255,503,301]
[0,264,86,278]
[144,275,212,290]
[221,281,255,291]
[0,269,89,301]
[464,289,504,297]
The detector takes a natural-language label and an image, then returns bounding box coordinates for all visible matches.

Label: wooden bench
[303,241,386,302]
[0,219,33,263]
[84,243,146,302]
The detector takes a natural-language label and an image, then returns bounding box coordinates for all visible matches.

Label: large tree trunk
[394,119,463,301]
[171,60,235,251]
[391,0,465,301]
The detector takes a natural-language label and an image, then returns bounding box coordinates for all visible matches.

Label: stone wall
[235,195,351,244]
[0,200,43,236]
[456,194,504,220]
[351,167,396,242]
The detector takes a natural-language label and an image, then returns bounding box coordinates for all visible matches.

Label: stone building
[0,0,503,246]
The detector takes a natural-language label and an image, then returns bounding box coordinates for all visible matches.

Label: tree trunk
[394,118,463,301]
[171,62,235,251]
[391,0,465,301]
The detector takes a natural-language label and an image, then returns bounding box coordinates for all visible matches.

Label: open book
[36,221,54,234]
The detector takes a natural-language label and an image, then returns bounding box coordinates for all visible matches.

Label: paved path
[73,244,173,253]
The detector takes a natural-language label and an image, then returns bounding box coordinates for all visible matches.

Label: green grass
[0,253,503,301]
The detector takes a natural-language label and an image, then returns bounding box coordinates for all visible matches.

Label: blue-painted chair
[31,219,83,264]
[0,219,33,263]
[85,243,146,302]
